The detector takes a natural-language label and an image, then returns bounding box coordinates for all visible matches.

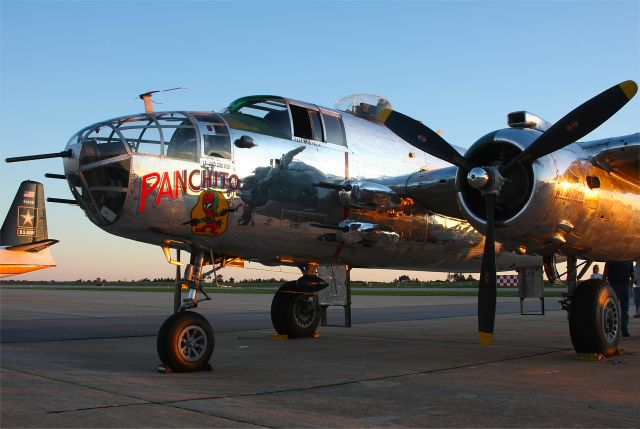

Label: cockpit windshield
[222,96,292,139]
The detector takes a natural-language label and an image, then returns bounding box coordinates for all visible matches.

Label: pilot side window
[290,105,314,140]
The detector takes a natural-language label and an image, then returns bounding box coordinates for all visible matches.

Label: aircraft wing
[579,133,639,185]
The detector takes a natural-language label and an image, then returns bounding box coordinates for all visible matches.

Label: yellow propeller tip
[479,332,493,346]
[377,108,393,123]
[620,80,638,100]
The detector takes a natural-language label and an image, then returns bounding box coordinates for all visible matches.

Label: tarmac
[1,287,639,428]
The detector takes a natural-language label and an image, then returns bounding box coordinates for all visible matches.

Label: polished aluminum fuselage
[64,104,533,272]
[63,98,638,272]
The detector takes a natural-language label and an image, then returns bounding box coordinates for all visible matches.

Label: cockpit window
[194,113,232,159]
[290,105,313,140]
[222,97,291,139]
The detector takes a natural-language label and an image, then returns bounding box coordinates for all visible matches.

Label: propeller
[380,80,637,345]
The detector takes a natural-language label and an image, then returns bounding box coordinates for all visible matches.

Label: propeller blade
[501,80,638,175]
[478,194,497,346]
[380,109,470,169]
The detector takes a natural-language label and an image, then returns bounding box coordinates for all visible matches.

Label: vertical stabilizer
[1,181,48,246]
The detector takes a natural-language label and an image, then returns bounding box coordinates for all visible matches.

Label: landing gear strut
[157,251,214,372]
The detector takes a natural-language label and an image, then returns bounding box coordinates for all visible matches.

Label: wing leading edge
[581,133,640,186]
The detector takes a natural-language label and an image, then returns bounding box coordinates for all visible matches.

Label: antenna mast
[138,87,187,113]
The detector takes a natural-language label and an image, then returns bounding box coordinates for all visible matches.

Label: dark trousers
[634,287,640,314]
[611,283,630,334]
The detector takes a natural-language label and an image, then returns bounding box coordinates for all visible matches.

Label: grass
[0,283,565,297]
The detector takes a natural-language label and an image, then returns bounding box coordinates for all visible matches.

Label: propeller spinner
[380,80,638,345]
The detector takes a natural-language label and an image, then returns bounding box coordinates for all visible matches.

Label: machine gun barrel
[44,173,66,179]
[5,149,72,163]
[46,197,78,205]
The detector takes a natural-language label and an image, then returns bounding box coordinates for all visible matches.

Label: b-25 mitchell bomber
[6,81,639,372]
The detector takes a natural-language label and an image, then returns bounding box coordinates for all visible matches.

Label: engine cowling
[455,127,640,259]
[456,128,547,238]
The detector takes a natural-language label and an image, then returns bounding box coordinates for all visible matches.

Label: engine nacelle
[455,128,640,259]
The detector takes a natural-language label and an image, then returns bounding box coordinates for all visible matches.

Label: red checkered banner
[496,274,518,287]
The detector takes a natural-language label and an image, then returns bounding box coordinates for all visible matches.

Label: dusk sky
[1,1,638,282]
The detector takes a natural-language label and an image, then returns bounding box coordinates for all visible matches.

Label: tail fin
[1,180,49,247]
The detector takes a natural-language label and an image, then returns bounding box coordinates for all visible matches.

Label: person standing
[590,264,603,280]
[633,259,640,319]
[604,260,634,337]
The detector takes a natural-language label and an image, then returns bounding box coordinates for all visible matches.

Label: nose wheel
[157,311,214,372]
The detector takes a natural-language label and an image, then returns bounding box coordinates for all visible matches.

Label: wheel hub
[178,325,207,362]
[602,297,619,343]
[293,296,317,328]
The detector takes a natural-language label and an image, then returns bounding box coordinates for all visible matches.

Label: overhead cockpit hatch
[335,94,392,123]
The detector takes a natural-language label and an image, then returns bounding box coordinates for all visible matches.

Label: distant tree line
[1,274,479,287]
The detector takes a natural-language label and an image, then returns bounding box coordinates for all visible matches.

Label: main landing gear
[558,255,622,357]
[271,267,329,337]
[271,279,321,338]
[569,279,620,356]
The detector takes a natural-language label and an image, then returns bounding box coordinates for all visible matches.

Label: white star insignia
[21,210,34,226]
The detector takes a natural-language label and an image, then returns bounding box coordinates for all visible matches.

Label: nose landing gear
[157,251,215,372]
[157,311,214,372]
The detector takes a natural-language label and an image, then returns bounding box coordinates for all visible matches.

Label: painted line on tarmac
[164,348,568,406]
[2,366,271,428]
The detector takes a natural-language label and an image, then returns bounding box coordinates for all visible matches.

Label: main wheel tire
[271,283,320,338]
[157,311,214,372]
[569,279,620,357]
[157,312,182,366]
